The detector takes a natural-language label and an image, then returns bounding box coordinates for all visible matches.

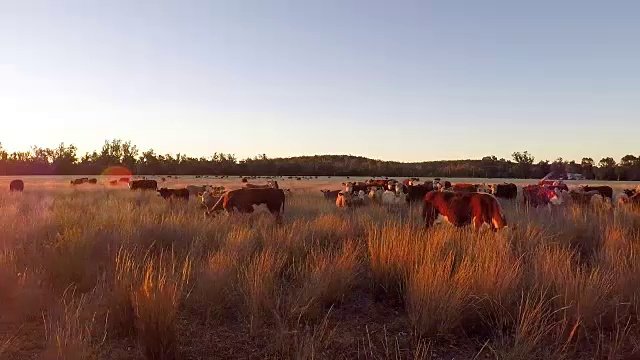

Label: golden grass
[1,186,640,359]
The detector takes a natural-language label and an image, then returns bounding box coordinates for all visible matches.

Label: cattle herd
[6,176,640,232]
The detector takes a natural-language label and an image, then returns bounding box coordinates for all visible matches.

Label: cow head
[157,188,172,199]
[344,182,354,193]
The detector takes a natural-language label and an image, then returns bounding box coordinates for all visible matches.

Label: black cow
[129,180,158,191]
[9,179,24,192]
[580,185,613,199]
[321,189,341,201]
[491,183,518,199]
[158,188,190,200]
[406,183,434,202]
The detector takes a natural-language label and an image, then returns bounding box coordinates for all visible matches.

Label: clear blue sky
[1,0,638,163]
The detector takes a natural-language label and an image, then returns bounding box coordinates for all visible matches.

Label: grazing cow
[244,180,279,189]
[119,177,130,183]
[108,180,118,186]
[579,185,613,200]
[568,190,601,206]
[623,189,637,197]
[522,185,562,207]
[451,183,479,193]
[206,188,285,222]
[88,178,98,184]
[321,189,341,201]
[490,183,518,199]
[70,179,84,185]
[9,179,24,192]
[422,191,507,231]
[157,188,190,200]
[129,179,158,191]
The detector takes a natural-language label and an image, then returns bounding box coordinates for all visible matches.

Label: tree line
[0,140,639,180]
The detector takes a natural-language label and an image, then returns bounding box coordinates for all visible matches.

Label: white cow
[187,185,210,195]
[199,190,222,210]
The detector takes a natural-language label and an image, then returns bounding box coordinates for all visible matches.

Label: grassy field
[1,178,640,359]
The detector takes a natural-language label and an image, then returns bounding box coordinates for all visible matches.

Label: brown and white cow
[206,188,285,223]
[522,185,562,207]
[422,191,507,231]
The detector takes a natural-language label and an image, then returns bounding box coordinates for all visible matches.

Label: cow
[157,188,190,200]
[368,187,384,203]
[422,191,507,232]
[623,189,637,197]
[9,179,24,192]
[119,177,130,183]
[630,193,640,206]
[544,182,569,193]
[241,177,248,183]
[88,178,98,184]
[108,180,118,186]
[490,183,518,199]
[451,183,479,193]
[129,179,158,191]
[522,185,562,207]
[406,184,434,202]
[70,179,85,185]
[567,190,601,206]
[579,185,613,200]
[199,191,223,210]
[186,185,209,195]
[206,188,285,223]
[244,180,279,189]
[343,182,370,194]
[321,189,341,201]
[367,179,394,187]
[336,191,366,208]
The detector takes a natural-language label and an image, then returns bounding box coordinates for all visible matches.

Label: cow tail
[281,193,285,214]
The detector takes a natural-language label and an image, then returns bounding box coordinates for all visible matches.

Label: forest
[1,139,639,180]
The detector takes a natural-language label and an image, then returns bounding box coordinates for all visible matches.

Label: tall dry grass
[0,187,640,358]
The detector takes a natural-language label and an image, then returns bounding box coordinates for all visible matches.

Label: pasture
[1,176,640,359]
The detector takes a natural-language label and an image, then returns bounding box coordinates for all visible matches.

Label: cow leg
[472,216,483,232]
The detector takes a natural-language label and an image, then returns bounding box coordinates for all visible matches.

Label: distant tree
[512,151,535,178]
[597,157,617,180]
[581,157,596,179]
